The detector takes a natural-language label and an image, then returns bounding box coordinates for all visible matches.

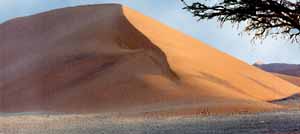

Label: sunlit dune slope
[0,4,299,113]
[273,73,300,86]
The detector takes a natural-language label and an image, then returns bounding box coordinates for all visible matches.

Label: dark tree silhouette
[182,0,300,42]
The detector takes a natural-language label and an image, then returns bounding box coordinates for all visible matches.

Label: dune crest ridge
[0,4,299,114]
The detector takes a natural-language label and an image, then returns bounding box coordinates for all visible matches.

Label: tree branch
[182,0,300,43]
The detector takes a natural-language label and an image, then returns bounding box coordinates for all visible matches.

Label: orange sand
[273,73,300,86]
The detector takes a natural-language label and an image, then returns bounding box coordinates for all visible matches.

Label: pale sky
[1,0,300,64]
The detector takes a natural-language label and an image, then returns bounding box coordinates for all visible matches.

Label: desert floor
[1,109,300,134]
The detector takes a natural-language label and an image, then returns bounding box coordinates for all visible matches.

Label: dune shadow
[269,93,300,105]
[117,5,179,80]
[0,4,181,113]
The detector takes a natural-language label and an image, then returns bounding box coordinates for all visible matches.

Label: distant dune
[254,63,300,77]
[0,4,299,114]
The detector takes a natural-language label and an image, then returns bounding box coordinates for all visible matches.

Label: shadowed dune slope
[0,4,299,113]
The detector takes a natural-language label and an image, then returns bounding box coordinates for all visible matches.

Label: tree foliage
[182,0,300,42]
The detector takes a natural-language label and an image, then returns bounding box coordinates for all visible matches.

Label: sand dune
[273,73,300,86]
[0,4,299,114]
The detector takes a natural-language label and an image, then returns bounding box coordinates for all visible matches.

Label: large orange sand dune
[0,4,299,114]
